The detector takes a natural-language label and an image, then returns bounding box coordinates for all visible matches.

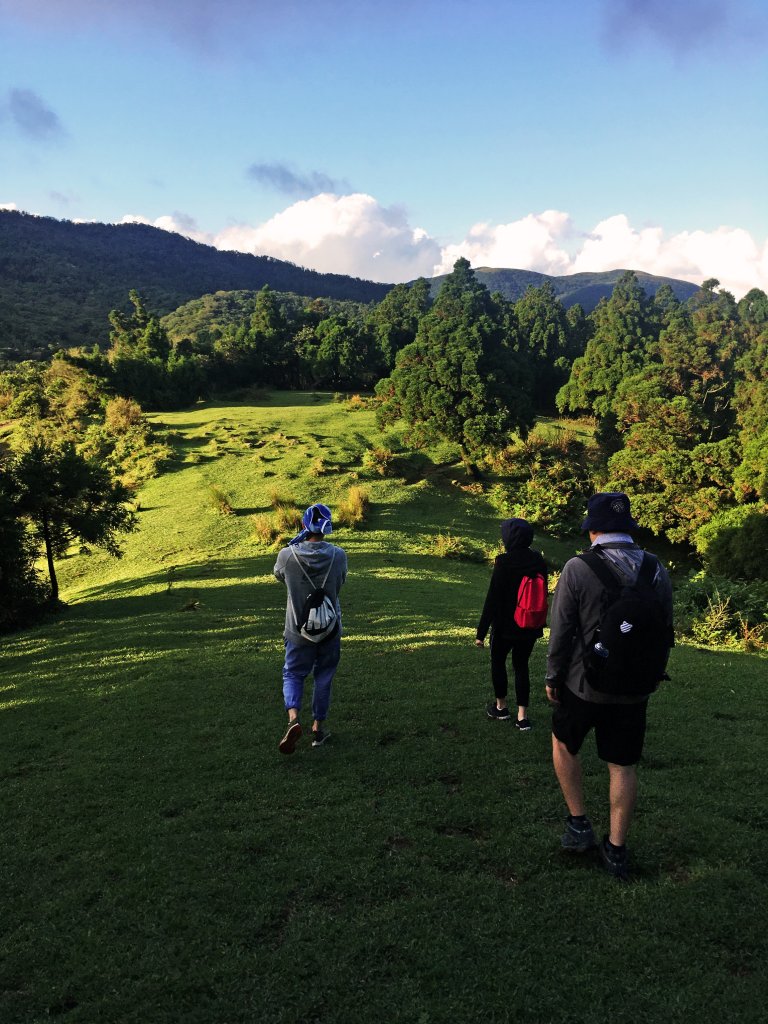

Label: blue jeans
[282,636,341,721]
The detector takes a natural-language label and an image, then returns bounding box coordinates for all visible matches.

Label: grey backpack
[290,547,339,643]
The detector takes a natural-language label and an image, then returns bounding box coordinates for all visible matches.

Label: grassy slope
[1,394,766,1024]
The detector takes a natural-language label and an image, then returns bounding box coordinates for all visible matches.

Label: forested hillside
[1,210,702,358]
[0,211,391,355]
[1,259,765,640]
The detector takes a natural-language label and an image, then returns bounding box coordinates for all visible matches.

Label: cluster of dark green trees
[374,261,767,574]
[69,284,434,407]
[557,274,767,568]
[59,264,589,415]
[1,257,766,631]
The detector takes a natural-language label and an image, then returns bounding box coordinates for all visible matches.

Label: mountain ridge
[0,210,390,354]
[427,266,700,307]
[1,210,701,356]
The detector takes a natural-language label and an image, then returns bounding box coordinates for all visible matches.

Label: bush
[486,436,592,537]
[694,504,768,580]
[362,446,395,477]
[273,504,302,535]
[674,570,768,651]
[104,397,143,433]
[346,394,367,412]
[429,532,486,563]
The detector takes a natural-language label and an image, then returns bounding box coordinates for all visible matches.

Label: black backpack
[579,549,670,697]
[290,547,339,644]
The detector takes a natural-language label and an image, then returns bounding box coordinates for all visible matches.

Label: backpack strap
[637,551,658,587]
[577,549,623,591]
[579,549,658,591]
[290,546,318,589]
[291,545,337,588]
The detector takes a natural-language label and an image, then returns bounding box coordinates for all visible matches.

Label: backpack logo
[620,621,633,633]
[290,547,339,644]
[514,573,548,630]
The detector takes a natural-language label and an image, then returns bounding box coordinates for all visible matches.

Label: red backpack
[514,573,548,629]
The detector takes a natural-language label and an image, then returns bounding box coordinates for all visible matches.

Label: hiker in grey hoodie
[546,492,673,880]
[273,503,347,754]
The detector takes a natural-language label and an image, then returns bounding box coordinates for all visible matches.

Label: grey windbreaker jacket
[273,540,348,644]
[546,539,673,704]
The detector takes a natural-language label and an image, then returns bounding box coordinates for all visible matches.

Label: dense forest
[0,210,390,355]
[0,255,766,644]
[0,210,700,357]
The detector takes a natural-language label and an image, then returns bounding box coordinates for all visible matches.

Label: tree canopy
[375,259,534,470]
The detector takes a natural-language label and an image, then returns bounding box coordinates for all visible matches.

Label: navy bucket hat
[581,492,639,533]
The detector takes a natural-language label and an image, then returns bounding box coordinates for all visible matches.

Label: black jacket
[476,547,548,641]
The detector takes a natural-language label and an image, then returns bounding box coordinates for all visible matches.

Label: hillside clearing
[1,394,766,1024]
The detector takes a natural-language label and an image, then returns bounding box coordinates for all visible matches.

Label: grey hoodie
[273,540,348,644]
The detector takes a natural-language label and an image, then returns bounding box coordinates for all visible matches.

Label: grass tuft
[208,484,234,515]
[335,484,370,528]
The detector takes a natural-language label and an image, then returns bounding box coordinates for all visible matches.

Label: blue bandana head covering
[288,503,333,546]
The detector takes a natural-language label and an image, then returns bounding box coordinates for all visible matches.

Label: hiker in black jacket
[475,518,547,731]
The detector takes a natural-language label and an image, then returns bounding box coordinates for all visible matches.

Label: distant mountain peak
[427,266,700,310]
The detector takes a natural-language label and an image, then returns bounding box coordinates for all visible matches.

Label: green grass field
[2,393,767,1024]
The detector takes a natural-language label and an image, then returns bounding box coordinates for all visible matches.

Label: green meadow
[2,393,767,1024]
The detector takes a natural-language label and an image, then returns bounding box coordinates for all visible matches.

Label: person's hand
[474,638,485,648]
[545,684,560,705]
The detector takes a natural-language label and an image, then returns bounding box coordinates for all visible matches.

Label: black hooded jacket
[476,520,548,641]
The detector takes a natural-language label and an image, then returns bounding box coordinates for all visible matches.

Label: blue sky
[1,0,766,295]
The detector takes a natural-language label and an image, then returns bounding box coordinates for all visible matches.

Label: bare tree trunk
[42,516,59,606]
[461,449,482,480]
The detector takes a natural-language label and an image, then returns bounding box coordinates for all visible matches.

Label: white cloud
[0,202,19,210]
[571,214,768,297]
[212,193,440,283]
[114,197,768,298]
[434,210,574,277]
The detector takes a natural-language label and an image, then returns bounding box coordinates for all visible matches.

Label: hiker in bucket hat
[545,492,673,880]
[274,504,347,754]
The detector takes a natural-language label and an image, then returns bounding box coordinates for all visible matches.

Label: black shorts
[551,685,648,766]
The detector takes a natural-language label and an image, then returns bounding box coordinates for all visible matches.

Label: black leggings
[490,630,538,708]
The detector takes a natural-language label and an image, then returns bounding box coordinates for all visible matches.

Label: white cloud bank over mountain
[122,195,768,298]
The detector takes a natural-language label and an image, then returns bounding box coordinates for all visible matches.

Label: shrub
[694,504,768,580]
[485,436,592,537]
[208,485,234,515]
[336,485,369,528]
[104,397,143,434]
[362,446,395,477]
[674,570,768,651]
[346,394,367,412]
[310,457,327,477]
[430,532,486,563]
